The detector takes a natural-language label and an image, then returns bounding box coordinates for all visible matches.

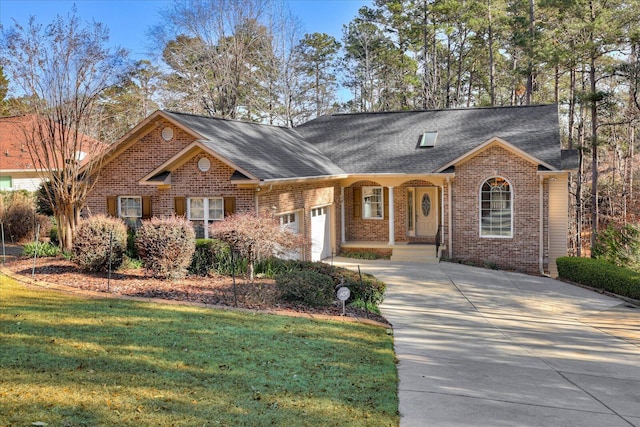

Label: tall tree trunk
[590,55,599,254]
[526,0,536,105]
[488,0,496,105]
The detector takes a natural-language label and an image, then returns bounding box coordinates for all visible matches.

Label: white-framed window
[362,186,383,219]
[480,177,512,237]
[118,196,142,229]
[188,197,224,238]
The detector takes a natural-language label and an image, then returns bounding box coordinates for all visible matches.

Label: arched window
[480,177,512,237]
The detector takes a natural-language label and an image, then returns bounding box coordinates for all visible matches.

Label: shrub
[276,269,335,307]
[556,256,640,300]
[2,198,35,242]
[22,241,60,257]
[209,211,306,282]
[49,224,59,246]
[135,216,196,279]
[189,238,232,276]
[256,258,387,308]
[73,215,128,272]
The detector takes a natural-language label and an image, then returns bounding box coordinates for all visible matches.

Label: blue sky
[0,0,369,59]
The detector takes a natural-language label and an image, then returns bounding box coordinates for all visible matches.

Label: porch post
[447,177,452,258]
[388,186,395,245]
[340,187,346,244]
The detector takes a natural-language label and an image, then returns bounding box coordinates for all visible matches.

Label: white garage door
[311,207,331,261]
[278,212,301,260]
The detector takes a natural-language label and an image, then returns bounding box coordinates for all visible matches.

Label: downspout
[254,190,260,213]
[447,176,453,259]
[539,175,545,275]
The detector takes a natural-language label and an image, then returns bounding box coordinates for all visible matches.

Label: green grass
[0,276,398,426]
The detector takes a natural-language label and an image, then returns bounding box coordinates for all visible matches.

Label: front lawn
[0,277,398,426]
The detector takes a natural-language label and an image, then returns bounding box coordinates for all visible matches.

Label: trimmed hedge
[556,256,640,300]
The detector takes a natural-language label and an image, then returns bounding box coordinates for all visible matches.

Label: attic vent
[418,131,438,148]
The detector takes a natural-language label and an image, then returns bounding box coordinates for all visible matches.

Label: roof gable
[296,104,563,174]
[436,136,557,172]
[162,111,346,181]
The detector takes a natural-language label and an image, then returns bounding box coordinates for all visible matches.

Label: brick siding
[451,145,546,273]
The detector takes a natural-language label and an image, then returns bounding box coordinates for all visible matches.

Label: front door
[415,187,439,237]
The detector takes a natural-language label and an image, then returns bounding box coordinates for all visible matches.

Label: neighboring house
[0,116,43,191]
[0,115,99,192]
[85,105,577,276]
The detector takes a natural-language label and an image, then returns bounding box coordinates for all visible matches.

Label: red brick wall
[86,122,340,260]
[257,181,339,260]
[451,145,544,273]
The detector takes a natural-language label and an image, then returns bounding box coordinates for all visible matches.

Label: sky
[0,0,370,60]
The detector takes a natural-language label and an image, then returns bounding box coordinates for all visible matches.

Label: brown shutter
[223,197,236,217]
[142,196,152,219]
[384,187,389,220]
[353,187,361,219]
[106,196,117,217]
[174,197,186,216]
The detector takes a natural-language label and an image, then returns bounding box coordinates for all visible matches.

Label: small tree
[209,211,306,282]
[1,9,128,251]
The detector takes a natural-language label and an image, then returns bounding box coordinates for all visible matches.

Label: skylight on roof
[418,131,438,148]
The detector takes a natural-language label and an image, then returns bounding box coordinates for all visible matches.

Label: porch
[340,241,443,263]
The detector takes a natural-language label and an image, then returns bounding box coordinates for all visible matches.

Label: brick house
[85,104,577,276]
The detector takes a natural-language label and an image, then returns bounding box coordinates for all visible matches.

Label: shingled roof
[295,104,563,174]
[162,111,346,180]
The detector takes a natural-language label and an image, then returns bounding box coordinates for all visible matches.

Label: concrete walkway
[332,258,640,427]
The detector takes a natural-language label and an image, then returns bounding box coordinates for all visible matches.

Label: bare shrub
[1,194,36,243]
[73,215,128,272]
[135,216,196,279]
[209,211,306,282]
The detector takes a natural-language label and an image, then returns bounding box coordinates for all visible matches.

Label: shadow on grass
[1,277,398,426]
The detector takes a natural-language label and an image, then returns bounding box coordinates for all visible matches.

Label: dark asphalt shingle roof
[162,105,563,181]
[295,104,562,174]
[163,111,346,180]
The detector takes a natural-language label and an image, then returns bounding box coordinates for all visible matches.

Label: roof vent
[418,131,438,148]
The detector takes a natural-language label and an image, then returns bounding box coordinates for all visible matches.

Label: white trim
[138,141,259,186]
[388,186,395,245]
[362,186,384,220]
[187,196,224,238]
[340,187,346,244]
[479,176,513,238]
[539,176,545,275]
[447,176,452,258]
[118,196,142,218]
[437,137,558,173]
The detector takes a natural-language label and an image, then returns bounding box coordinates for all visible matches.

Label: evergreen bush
[556,256,640,300]
[72,215,128,272]
[189,238,231,276]
[135,216,196,279]
[276,269,335,307]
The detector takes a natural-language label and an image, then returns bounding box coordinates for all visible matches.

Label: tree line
[1,0,639,256]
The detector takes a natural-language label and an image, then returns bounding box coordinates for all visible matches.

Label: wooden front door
[415,187,439,237]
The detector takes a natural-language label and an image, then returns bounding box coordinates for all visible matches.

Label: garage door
[311,207,331,261]
[278,212,301,260]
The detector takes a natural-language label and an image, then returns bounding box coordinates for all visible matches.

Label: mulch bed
[3,257,390,325]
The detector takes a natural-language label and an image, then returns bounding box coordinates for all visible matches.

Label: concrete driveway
[333,258,640,427]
